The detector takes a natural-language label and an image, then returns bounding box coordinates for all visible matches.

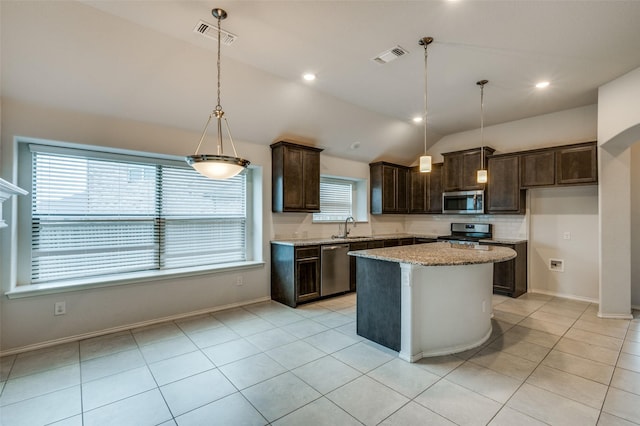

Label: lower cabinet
[272,238,437,306]
[271,244,320,307]
[480,241,527,298]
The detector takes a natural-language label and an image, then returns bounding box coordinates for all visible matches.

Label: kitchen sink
[331,235,371,240]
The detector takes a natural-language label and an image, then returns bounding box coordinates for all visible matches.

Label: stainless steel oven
[442,190,484,214]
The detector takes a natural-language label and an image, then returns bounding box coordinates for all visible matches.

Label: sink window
[313,176,367,223]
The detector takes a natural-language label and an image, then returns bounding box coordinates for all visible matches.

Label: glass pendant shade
[187,155,249,179]
[420,155,432,172]
[477,169,488,183]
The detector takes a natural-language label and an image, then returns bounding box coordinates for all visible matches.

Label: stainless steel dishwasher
[320,244,350,296]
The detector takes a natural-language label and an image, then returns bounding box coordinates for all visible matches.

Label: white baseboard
[528,288,598,304]
[597,312,634,320]
[0,296,271,357]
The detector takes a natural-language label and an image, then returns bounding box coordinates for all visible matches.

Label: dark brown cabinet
[408,163,443,214]
[520,142,597,188]
[271,141,323,212]
[271,244,320,307]
[370,162,409,214]
[520,150,555,188]
[442,147,494,192]
[480,241,527,298]
[409,167,427,214]
[487,154,526,214]
[556,143,598,185]
[427,163,444,213]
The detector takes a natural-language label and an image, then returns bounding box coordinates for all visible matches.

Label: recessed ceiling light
[412,116,423,123]
[303,73,316,81]
[535,81,550,89]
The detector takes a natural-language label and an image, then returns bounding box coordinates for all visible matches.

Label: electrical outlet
[235,276,244,286]
[563,232,571,240]
[549,259,564,272]
[54,301,66,316]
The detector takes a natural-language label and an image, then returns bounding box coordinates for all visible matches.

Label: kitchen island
[349,242,516,362]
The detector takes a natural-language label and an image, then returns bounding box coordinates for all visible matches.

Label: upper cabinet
[556,143,598,185]
[520,150,555,187]
[520,141,597,188]
[271,141,323,212]
[409,163,443,214]
[442,147,495,192]
[486,154,526,214]
[370,162,409,214]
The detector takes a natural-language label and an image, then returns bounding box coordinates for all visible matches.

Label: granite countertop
[349,241,516,267]
[271,233,439,247]
[480,238,528,245]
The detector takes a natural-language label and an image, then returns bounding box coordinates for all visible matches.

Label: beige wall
[598,66,640,315]
[631,144,640,308]
[0,99,276,352]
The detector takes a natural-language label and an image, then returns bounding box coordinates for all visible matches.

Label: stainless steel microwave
[442,190,484,214]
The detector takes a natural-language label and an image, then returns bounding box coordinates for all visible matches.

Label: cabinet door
[521,151,555,187]
[282,146,304,209]
[487,156,524,213]
[493,259,516,294]
[296,258,320,302]
[398,238,415,246]
[302,149,320,210]
[427,163,443,213]
[556,144,597,185]
[396,167,409,212]
[443,153,463,191]
[462,150,484,190]
[382,165,397,212]
[409,167,427,213]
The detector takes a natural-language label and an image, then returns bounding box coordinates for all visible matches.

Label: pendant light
[476,79,488,184]
[418,37,433,173]
[186,8,250,179]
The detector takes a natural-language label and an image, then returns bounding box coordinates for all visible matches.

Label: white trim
[597,312,634,320]
[528,288,598,304]
[6,261,265,299]
[0,296,271,357]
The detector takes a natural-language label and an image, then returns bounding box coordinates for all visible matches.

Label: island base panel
[356,258,401,351]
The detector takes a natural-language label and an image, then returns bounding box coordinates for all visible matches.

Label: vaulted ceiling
[3,1,640,164]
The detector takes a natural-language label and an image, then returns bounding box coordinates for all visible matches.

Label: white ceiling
[3,1,640,164]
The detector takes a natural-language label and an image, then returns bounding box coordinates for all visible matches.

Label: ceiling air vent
[372,45,409,64]
[193,20,237,46]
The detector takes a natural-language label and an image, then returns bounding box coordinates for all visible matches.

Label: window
[313,176,354,222]
[28,144,249,285]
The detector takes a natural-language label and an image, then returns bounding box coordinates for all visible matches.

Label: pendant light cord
[480,82,484,165]
[423,41,428,156]
[477,79,488,170]
[216,13,222,114]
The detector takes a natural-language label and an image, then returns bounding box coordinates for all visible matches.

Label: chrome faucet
[342,216,356,238]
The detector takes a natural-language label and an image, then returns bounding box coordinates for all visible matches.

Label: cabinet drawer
[295,246,319,260]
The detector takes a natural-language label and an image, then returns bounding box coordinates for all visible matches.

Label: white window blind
[313,177,353,222]
[30,146,247,284]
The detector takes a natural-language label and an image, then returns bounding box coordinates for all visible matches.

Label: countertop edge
[271,234,527,247]
[349,242,517,267]
[271,233,438,246]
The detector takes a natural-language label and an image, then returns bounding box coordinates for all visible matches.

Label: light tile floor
[1,292,639,425]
